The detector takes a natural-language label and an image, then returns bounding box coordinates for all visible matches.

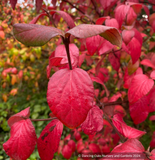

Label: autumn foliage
[1,0,155,160]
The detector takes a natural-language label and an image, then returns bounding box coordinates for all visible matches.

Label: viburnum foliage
[2,0,155,159]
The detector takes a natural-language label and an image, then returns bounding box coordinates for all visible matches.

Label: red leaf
[108,52,120,71]
[98,39,114,55]
[150,70,155,80]
[81,106,103,135]
[8,107,30,127]
[68,140,76,152]
[126,7,137,25]
[77,139,85,153]
[78,52,86,67]
[13,24,64,46]
[129,96,149,124]
[123,67,143,89]
[54,44,79,68]
[96,17,109,25]
[127,37,141,64]
[141,59,155,69]
[112,114,146,139]
[128,2,142,14]
[50,10,75,29]
[128,74,154,104]
[122,29,135,45]
[37,120,63,160]
[105,18,119,29]
[36,0,43,13]
[89,143,101,154]
[47,68,94,128]
[29,13,48,24]
[66,24,122,48]
[107,139,146,160]
[132,28,143,46]
[86,35,103,56]
[150,149,155,160]
[149,115,155,121]
[10,0,17,9]
[148,86,155,112]
[49,57,64,67]
[149,13,155,26]
[73,129,81,141]
[62,144,73,159]
[3,119,37,160]
[115,4,130,27]
[99,0,117,10]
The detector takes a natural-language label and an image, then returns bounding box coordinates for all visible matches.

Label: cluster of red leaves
[3,0,155,159]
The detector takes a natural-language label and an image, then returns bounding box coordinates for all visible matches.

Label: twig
[31,117,57,121]
[42,8,57,28]
[104,113,126,143]
[62,0,85,14]
[91,0,102,17]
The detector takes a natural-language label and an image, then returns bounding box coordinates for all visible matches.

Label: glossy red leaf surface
[129,95,149,124]
[81,106,103,135]
[128,74,154,104]
[47,68,94,128]
[13,24,64,46]
[127,37,141,64]
[10,0,17,9]
[37,119,63,160]
[112,114,146,139]
[3,119,37,160]
[66,24,122,48]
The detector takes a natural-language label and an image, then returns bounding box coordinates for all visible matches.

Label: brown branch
[63,37,72,70]
[42,8,57,28]
[62,0,85,14]
[31,117,57,121]
[104,100,128,106]
[91,0,102,17]
[104,113,126,143]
